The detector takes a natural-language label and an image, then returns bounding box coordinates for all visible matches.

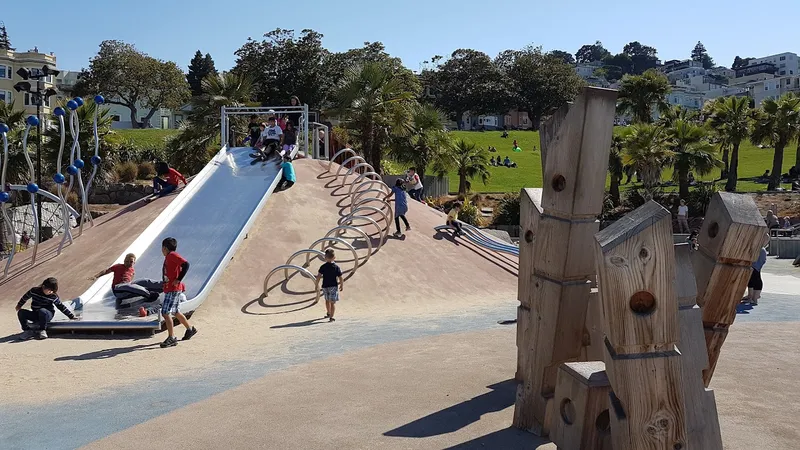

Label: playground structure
[513,87,767,449]
[0,95,105,278]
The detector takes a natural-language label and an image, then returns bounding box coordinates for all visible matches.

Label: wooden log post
[514,87,617,435]
[674,243,723,450]
[691,192,767,385]
[594,201,686,450]
[580,288,605,362]
[517,188,543,383]
[551,361,613,450]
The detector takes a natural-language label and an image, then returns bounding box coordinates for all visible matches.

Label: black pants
[408,188,423,202]
[277,177,294,192]
[395,215,409,233]
[448,220,463,234]
[18,308,53,330]
[747,268,763,290]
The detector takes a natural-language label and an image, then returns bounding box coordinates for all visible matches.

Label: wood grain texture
[552,362,613,450]
[674,243,698,309]
[534,217,600,283]
[516,304,531,383]
[518,188,543,309]
[580,288,606,362]
[696,192,767,264]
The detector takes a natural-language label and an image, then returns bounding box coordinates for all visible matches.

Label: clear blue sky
[2,0,798,72]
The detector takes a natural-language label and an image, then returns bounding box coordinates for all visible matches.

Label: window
[780,56,786,61]
[23,93,51,107]
[111,115,121,122]
[0,90,11,104]
[765,85,769,91]
[0,65,10,79]
[780,71,787,75]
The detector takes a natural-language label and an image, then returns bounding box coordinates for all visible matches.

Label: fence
[769,236,800,259]
[383,175,450,198]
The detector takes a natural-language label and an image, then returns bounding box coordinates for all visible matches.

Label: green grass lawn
[115,129,180,149]
[449,130,799,194]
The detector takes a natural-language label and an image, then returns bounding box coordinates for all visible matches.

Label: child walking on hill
[447,202,464,237]
[158,237,197,348]
[16,277,77,339]
[317,249,343,322]
[385,179,411,237]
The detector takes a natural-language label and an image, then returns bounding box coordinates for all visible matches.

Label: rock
[124,183,136,192]
[143,185,154,195]
[90,194,111,204]
[94,186,107,195]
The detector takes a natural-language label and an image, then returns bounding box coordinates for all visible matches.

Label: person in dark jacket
[16,277,77,339]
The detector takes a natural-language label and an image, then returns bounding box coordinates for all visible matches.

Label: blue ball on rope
[94,95,105,105]
[74,159,85,169]
[67,165,79,176]
[67,100,78,111]
[0,192,9,203]
[26,183,39,194]
[91,155,102,166]
[53,173,66,184]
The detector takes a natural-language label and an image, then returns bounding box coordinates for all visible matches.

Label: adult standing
[406,167,424,202]
[677,199,690,233]
[744,242,768,306]
[287,96,302,128]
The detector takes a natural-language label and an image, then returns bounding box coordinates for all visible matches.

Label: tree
[691,41,715,70]
[331,62,416,172]
[503,46,584,128]
[657,105,699,128]
[387,103,454,179]
[427,49,511,123]
[617,69,671,123]
[707,96,752,192]
[608,134,625,206]
[76,40,190,129]
[326,42,419,97]
[667,119,721,199]
[622,123,673,192]
[167,72,254,174]
[186,51,217,97]
[601,53,634,81]
[233,29,330,107]
[751,94,800,190]
[0,22,11,50]
[449,140,490,195]
[732,56,753,71]
[575,41,611,63]
[622,41,659,74]
[0,99,29,184]
[548,50,575,65]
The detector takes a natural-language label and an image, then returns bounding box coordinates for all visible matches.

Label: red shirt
[106,264,134,287]
[162,251,187,293]
[165,168,187,187]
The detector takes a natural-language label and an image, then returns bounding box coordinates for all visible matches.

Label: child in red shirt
[153,163,187,198]
[157,237,197,348]
[93,253,161,307]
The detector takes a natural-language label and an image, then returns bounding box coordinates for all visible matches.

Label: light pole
[14,65,59,240]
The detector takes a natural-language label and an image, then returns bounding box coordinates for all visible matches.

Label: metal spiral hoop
[308,237,359,275]
[262,265,320,302]
[323,225,372,264]
[334,155,367,178]
[326,148,358,172]
[350,180,390,202]
[284,249,326,279]
[341,163,375,186]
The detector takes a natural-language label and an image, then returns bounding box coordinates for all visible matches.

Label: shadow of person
[54,343,160,361]
[384,379,517,438]
[270,317,328,329]
[444,426,550,449]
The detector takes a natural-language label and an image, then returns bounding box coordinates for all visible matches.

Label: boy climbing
[385,178,411,237]
[16,277,77,339]
[447,201,464,237]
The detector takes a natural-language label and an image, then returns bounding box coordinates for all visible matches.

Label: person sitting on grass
[92,253,161,307]
[317,249,343,322]
[276,156,296,192]
[447,201,464,237]
[503,156,517,168]
[153,162,187,198]
[16,277,77,340]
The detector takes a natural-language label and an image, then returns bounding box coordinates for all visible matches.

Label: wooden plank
[581,288,605,362]
[518,188,543,309]
[551,362,613,450]
[674,243,697,308]
[516,304,531,383]
[534,217,600,283]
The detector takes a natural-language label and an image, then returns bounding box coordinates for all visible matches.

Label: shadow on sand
[54,343,160,361]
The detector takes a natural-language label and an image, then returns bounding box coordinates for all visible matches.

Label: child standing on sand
[157,237,197,348]
[317,249,343,322]
[16,277,77,339]
[385,178,411,237]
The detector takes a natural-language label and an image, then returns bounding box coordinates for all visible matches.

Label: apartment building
[748,52,798,77]
[0,47,58,115]
[750,76,800,106]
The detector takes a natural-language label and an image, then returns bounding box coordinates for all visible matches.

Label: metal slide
[49,147,283,330]
[435,222,519,257]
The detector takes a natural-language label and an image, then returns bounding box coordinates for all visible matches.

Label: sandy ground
[0,159,518,405]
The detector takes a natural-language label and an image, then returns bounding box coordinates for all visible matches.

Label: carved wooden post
[580,287,605,362]
[551,361,613,450]
[594,201,686,450]
[514,87,617,435]
[517,188,543,382]
[674,243,723,450]
[691,192,767,385]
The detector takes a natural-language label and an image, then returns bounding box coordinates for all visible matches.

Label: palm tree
[667,119,721,199]
[706,96,752,192]
[751,94,800,191]
[617,69,671,123]
[387,103,454,178]
[622,123,673,192]
[449,140,490,195]
[0,100,30,185]
[608,133,625,206]
[331,62,415,172]
[657,105,699,128]
[167,72,253,173]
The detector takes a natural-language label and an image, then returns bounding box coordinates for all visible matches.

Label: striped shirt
[17,287,75,319]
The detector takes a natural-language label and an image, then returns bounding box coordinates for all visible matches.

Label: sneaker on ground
[329,317,335,322]
[182,327,198,341]
[406,226,412,231]
[160,336,178,348]
[38,330,48,340]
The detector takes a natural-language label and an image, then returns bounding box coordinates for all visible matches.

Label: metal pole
[35,82,42,240]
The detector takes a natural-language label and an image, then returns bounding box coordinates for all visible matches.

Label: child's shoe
[37,330,48,340]
[182,327,198,341]
[160,336,178,348]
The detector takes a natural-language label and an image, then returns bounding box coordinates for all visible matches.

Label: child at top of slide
[257,117,283,160]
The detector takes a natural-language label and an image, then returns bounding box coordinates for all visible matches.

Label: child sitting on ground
[16,277,77,340]
[277,156,296,192]
[93,253,161,307]
[447,201,464,237]
[153,163,187,198]
[317,249,343,322]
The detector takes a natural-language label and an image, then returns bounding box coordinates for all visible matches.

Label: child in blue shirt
[277,156,295,191]
[385,179,411,237]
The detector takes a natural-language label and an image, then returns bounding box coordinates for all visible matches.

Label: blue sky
[2,0,798,72]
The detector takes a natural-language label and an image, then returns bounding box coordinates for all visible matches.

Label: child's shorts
[321,286,339,302]
[161,291,187,315]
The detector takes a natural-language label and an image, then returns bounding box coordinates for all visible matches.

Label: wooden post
[674,243,723,450]
[517,188,543,382]
[580,288,605,362]
[514,87,617,435]
[691,192,767,385]
[551,362,613,450]
[594,201,686,450]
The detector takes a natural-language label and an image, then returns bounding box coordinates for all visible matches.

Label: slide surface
[50,147,283,330]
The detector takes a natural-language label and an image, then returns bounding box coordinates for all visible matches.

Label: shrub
[459,200,483,226]
[686,182,718,216]
[137,162,155,180]
[493,193,520,226]
[115,161,138,183]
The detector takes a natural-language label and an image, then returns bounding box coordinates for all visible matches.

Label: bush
[459,200,483,226]
[115,161,138,183]
[137,162,155,180]
[686,182,718,216]
[493,193,520,226]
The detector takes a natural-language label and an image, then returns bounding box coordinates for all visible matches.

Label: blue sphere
[53,173,66,184]
[0,192,9,203]
[54,107,66,117]
[67,165,79,176]
[0,123,8,133]
[26,183,39,194]
[67,100,78,111]
[74,97,84,107]
[91,155,102,166]
[26,115,39,127]
[94,95,105,105]
[74,159,85,169]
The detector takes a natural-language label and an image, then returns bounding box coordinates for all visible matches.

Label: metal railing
[327,148,358,172]
[335,155,368,178]
[263,264,320,302]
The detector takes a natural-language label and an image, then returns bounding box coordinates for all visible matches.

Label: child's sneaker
[37,330,48,340]
[19,330,35,340]
[393,231,402,237]
[182,327,198,341]
[406,226,412,231]
[160,336,178,348]
[329,317,335,322]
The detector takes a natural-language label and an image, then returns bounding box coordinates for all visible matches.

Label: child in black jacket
[16,277,77,340]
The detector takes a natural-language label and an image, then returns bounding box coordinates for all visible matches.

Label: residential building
[663,61,706,84]
[703,86,749,102]
[748,52,798,77]
[461,110,532,131]
[676,75,727,92]
[665,85,704,110]
[573,61,609,88]
[728,71,776,87]
[750,76,800,106]
[735,62,777,78]
[708,67,735,79]
[0,47,58,115]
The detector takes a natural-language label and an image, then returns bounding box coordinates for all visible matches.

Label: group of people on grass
[489,156,517,168]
